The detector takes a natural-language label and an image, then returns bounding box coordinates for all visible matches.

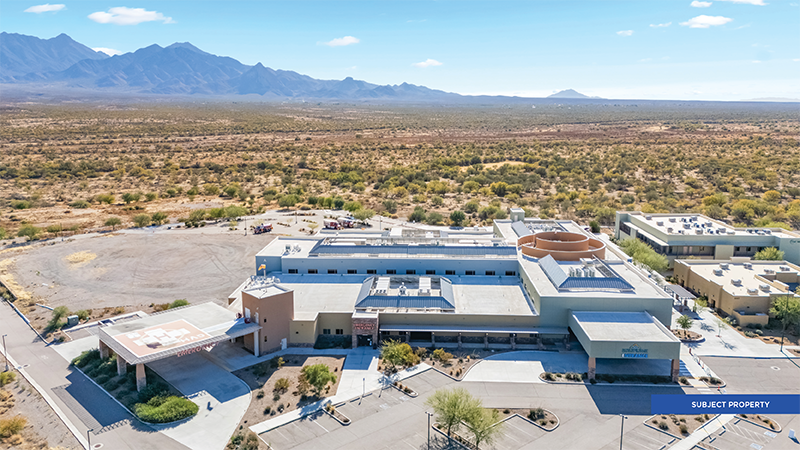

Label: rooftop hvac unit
[727,230,736,235]
[764,268,775,274]
[695,229,704,235]
[713,269,723,276]
[656,221,664,226]
[691,216,698,221]
[759,284,771,292]
[683,223,691,229]
[718,228,726,234]
[765,230,772,235]
[743,262,753,269]
[731,279,742,286]
[747,288,758,295]
[720,263,730,269]
[667,228,673,233]
[645,215,653,220]
[780,266,790,271]
[669,217,677,223]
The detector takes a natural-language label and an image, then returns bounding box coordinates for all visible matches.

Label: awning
[569,311,680,360]
[664,284,696,300]
[379,324,568,335]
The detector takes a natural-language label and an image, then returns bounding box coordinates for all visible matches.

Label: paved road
[0,301,188,450]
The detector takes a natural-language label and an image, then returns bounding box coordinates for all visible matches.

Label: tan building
[241,282,294,356]
[674,259,800,326]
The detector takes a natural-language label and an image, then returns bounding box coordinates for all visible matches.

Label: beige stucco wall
[242,290,294,354]
[316,312,353,335]
[289,318,318,345]
[715,245,734,260]
[539,296,673,330]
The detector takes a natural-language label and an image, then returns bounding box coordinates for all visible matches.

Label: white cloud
[322,36,360,47]
[649,22,672,27]
[88,7,174,25]
[691,1,713,7]
[794,58,800,62]
[92,47,122,56]
[412,59,443,68]
[680,15,733,28]
[717,0,766,4]
[24,3,65,13]
[616,30,634,36]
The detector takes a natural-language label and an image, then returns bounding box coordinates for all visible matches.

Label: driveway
[149,352,251,450]
[463,351,588,383]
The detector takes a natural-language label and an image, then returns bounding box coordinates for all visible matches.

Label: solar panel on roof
[511,221,533,237]
[311,244,516,257]
[539,254,568,287]
[539,254,635,292]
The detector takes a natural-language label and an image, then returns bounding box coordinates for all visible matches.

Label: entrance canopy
[665,284,696,300]
[568,311,680,360]
[98,302,261,365]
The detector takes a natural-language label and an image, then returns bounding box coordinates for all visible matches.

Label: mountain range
[0,32,460,100]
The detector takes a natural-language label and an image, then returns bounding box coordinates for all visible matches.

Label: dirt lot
[232,355,345,430]
[0,373,81,450]
[1,229,273,332]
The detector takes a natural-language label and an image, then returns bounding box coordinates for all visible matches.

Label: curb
[508,409,560,432]
[538,375,685,389]
[643,414,686,441]
[735,414,782,432]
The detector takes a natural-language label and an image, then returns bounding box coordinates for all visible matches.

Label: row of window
[287,268,516,276]
[322,329,345,335]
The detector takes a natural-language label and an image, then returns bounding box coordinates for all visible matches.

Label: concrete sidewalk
[668,414,734,450]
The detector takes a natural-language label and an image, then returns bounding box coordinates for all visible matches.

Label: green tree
[754,247,784,261]
[431,196,444,207]
[48,305,69,330]
[300,364,337,396]
[122,192,140,204]
[151,212,168,225]
[676,315,694,333]
[17,224,42,241]
[588,220,601,233]
[489,182,509,197]
[224,205,248,218]
[762,190,781,203]
[333,198,345,209]
[104,217,122,230]
[425,387,480,439]
[0,227,7,240]
[343,201,362,213]
[95,193,115,205]
[380,340,419,372]
[465,407,503,449]
[203,184,220,196]
[464,200,480,214]
[409,206,426,223]
[382,200,398,214]
[450,210,467,227]
[426,212,444,225]
[619,238,668,273]
[133,214,151,228]
[769,295,800,351]
[353,208,375,223]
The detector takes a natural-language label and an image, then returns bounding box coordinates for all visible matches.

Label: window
[386,269,397,274]
[485,270,495,276]
[426,269,436,275]
[465,270,475,275]
[288,269,298,274]
[367,269,377,274]
[335,329,344,335]
[308,269,318,274]
[264,318,267,323]
[264,336,268,342]
[347,269,357,274]
[406,269,416,275]
[328,269,338,274]
[323,329,331,335]
[505,271,516,276]
[445,270,455,275]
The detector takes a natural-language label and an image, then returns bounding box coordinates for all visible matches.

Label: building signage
[621,343,648,358]
[177,343,217,357]
[353,322,376,332]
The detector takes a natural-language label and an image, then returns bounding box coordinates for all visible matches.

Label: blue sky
[4,0,798,100]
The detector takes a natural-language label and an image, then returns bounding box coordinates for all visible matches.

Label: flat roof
[270,273,536,320]
[623,212,797,239]
[677,259,800,297]
[98,303,261,365]
[520,256,669,299]
[379,324,567,335]
[571,311,679,343]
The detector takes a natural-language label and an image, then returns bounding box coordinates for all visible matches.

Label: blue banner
[651,394,800,415]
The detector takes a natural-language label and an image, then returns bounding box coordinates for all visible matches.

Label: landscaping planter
[737,414,781,432]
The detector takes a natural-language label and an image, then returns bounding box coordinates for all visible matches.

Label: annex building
[615,212,800,267]
[674,259,800,327]
[229,213,681,380]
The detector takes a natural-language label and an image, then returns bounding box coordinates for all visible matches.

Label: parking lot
[697,418,782,450]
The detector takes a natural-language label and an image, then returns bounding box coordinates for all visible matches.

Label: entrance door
[357,335,373,347]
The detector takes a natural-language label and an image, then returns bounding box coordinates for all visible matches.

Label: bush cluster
[133,395,199,423]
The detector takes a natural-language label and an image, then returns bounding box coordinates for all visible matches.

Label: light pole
[619,414,628,450]
[426,411,433,449]
[2,334,7,372]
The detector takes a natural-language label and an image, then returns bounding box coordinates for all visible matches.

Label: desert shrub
[75,309,91,321]
[658,421,669,430]
[95,374,110,385]
[542,372,555,381]
[273,392,281,401]
[17,224,42,241]
[528,407,545,420]
[270,357,285,369]
[274,377,290,393]
[679,424,688,434]
[133,395,199,423]
[0,415,26,438]
[263,406,271,414]
[679,377,688,385]
[11,200,31,210]
[168,299,189,309]
[48,305,70,330]
[432,348,453,364]
[133,214,151,228]
[256,390,264,399]
[0,372,16,387]
[70,200,90,209]
[151,212,168,225]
